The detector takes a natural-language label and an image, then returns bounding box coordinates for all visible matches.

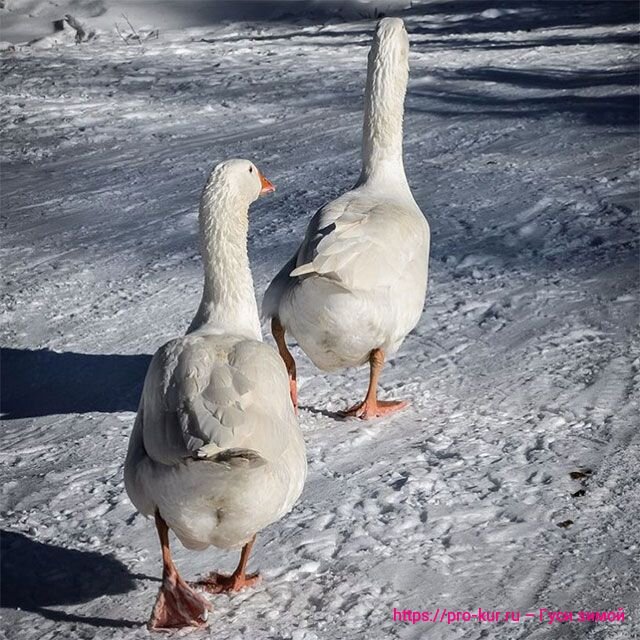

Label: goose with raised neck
[263,17,431,419]
[124,159,306,630]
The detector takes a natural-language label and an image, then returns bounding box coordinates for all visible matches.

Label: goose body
[266,188,428,372]
[263,18,430,417]
[124,159,306,629]
[125,331,305,550]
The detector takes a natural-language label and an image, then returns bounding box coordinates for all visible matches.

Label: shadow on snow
[0,530,143,628]
[0,348,151,419]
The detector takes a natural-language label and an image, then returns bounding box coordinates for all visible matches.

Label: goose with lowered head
[263,18,430,419]
[125,159,307,630]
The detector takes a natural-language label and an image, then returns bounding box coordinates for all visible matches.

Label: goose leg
[195,535,261,594]
[340,348,408,419]
[272,317,298,411]
[148,510,211,630]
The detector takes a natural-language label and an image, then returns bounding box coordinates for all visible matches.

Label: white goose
[125,159,307,630]
[263,18,430,419]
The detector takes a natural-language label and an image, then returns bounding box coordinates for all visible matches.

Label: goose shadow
[0,348,151,420]
[0,530,143,628]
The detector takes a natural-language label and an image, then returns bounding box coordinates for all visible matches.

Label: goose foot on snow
[195,535,261,594]
[339,348,408,419]
[341,398,408,419]
[148,511,211,630]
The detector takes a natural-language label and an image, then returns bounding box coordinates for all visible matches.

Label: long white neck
[188,178,261,340]
[358,19,410,191]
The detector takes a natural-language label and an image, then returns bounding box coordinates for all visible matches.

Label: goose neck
[358,25,409,186]
[188,185,261,340]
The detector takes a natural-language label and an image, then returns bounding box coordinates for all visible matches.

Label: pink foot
[148,573,211,630]
[340,399,408,420]
[194,572,261,594]
[289,377,298,414]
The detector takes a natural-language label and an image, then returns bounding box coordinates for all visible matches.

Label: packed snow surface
[1,1,639,639]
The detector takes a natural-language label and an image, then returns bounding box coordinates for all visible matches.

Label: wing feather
[140,335,291,466]
[290,203,425,290]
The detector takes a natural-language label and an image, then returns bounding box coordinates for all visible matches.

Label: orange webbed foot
[339,399,408,420]
[194,572,261,594]
[148,573,211,630]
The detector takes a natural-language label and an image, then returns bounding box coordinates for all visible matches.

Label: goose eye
[249,167,253,173]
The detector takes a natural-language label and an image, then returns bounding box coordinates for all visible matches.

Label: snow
[1,1,639,638]
[0,0,413,45]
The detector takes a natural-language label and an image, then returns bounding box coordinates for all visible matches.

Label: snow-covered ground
[1,1,639,638]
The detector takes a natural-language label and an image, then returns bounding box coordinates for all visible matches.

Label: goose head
[202,158,275,212]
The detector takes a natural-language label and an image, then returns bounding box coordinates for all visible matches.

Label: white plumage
[126,333,305,549]
[125,159,306,629]
[263,18,430,417]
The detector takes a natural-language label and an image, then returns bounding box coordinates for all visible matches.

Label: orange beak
[259,171,275,195]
